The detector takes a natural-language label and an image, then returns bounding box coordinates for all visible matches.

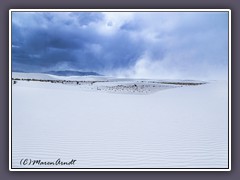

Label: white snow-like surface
[12,73,228,168]
[12,72,111,81]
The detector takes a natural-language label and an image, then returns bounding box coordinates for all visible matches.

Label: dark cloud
[12,12,145,72]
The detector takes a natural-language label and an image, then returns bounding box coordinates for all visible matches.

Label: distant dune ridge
[12,72,206,95]
[43,70,102,76]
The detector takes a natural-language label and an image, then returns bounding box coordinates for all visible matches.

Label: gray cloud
[12,11,229,79]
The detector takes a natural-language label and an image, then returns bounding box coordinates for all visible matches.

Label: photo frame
[9,9,231,171]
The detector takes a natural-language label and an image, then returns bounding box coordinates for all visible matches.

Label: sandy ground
[11,73,228,168]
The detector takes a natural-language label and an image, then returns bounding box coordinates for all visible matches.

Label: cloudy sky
[11,11,229,79]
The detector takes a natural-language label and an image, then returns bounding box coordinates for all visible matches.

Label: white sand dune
[12,72,110,81]
[12,73,228,168]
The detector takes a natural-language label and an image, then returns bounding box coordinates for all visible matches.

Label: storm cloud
[11,11,229,79]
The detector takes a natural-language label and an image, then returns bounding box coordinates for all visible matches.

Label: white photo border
[9,9,231,171]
